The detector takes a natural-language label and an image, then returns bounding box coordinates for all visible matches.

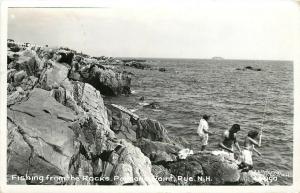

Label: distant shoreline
[117,56,293,63]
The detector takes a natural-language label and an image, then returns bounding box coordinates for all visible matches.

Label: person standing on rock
[197,114,214,151]
[219,124,242,159]
[239,130,262,172]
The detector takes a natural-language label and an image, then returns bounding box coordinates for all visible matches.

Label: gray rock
[7,87,28,107]
[8,43,21,52]
[19,76,38,91]
[158,68,166,72]
[39,61,69,90]
[7,69,17,83]
[151,165,176,185]
[56,50,74,65]
[73,82,112,131]
[106,140,160,185]
[143,102,160,109]
[169,136,190,148]
[123,60,150,70]
[7,88,78,184]
[13,70,27,83]
[239,171,269,185]
[67,115,110,185]
[163,152,243,185]
[50,87,66,104]
[237,66,262,71]
[7,120,32,177]
[107,104,137,143]
[194,152,240,184]
[69,71,81,81]
[12,50,40,77]
[86,65,132,96]
[137,118,172,143]
[136,138,180,163]
[166,156,205,185]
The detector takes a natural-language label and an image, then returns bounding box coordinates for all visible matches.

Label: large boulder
[7,69,17,83]
[7,86,160,185]
[197,152,240,184]
[56,50,74,65]
[101,140,159,185]
[136,138,181,163]
[47,74,111,131]
[7,88,78,184]
[82,65,131,96]
[68,117,159,185]
[7,120,32,184]
[39,61,69,90]
[166,156,205,185]
[8,42,22,52]
[151,165,176,185]
[13,70,27,83]
[19,76,39,91]
[7,51,19,64]
[6,87,119,185]
[67,115,114,185]
[75,83,111,130]
[7,87,28,107]
[8,50,41,77]
[62,81,112,132]
[8,68,38,92]
[106,104,137,143]
[239,170,269,185]
[69,115,114,157]
[35,47,55,61]
[136,118,172,143]
[165,152,240,185]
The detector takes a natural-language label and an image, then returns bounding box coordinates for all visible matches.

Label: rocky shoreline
[7,42,268,185]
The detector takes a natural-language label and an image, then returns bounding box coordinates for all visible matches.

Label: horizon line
[115,56,294,62]
[6,38,293,62]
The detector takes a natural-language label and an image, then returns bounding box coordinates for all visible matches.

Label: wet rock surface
[143,101,160,109]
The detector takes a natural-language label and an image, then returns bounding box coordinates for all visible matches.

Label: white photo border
[1,0,300,193]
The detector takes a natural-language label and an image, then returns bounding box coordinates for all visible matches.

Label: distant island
[211,56,224,60]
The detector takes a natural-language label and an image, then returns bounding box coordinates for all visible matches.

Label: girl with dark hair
[239,130,262,171]
[218,124,242,159]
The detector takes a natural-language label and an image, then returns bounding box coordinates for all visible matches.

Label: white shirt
[197,118,209,136]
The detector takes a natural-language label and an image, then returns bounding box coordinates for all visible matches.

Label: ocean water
[105,59,293,185]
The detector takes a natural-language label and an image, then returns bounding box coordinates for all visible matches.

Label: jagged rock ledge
[7,42,268,185]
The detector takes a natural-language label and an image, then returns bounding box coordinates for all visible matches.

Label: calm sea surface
[105,59,293,185]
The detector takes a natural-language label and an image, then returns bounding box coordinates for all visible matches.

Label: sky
[7,0,299,60]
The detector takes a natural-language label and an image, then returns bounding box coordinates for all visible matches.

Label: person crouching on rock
[219,124,242,159]
[197,114,215,151]
[239,130,262,172]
